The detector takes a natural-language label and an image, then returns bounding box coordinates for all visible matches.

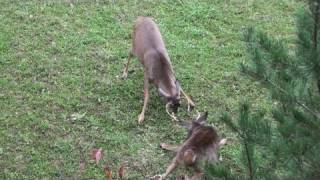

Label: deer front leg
[122,51,133,79]
[180,87,195,111]
[138,75,149,124]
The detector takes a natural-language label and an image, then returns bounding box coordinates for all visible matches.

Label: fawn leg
[160,143,179,152]
[138,74,149,124]
[122,51,133,78]
[180,87,195,111]
[150,157,179,179]
[161,157,179,179]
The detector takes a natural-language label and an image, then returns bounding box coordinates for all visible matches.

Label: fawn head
[180,112,209,137]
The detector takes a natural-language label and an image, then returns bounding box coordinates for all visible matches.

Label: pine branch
[318,77,320,94]
[311,0,320,93]
[244,141,254,180]
[222,103,257,180]
[311,2,320,93]
[242,67,320,120]
[312,1,319,49]
[265,78,320,120]
[221,113,246,139]
[240,2,320,178]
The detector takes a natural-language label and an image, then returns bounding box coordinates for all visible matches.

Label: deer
[122,16,195,123]
[150,112,227,180]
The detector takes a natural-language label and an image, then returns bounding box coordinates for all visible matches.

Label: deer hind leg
[138,74,149,124]
[160,143,179,152]
[180,87,195,111]
[122,51,133,79]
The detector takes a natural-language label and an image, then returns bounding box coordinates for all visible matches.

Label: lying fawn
[151,112,227,180]
[122,16,195,123]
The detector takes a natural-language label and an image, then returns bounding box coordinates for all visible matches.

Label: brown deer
[151,112,227,180]
[122,16,195,123]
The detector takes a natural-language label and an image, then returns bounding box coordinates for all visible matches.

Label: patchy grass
[0,0,302,179]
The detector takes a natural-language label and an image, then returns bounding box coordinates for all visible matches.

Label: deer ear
[219,138,227,147]
[158,88,170,97]
[196,111,208,124]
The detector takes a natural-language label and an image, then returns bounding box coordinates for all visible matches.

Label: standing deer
[151,112,227,180]
[122,16,195,123]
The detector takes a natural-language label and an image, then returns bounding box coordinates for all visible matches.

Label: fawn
[122,16,195,123]
[151,112,227,179]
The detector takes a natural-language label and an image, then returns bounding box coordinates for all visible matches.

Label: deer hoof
[138,114,145,124]
[121,72,128,79]
[160,143,167,149]
[187,104,195,112]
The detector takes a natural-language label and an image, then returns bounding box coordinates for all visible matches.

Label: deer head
[159,80,181,113]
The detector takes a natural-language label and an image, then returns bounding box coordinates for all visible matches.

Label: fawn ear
[196,111,208,124]
[219,138,227,147]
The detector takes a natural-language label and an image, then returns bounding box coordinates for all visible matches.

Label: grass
[0,0,303,179]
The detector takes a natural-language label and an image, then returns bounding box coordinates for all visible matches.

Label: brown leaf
[104,165,113,180]
[91,148,103,165]
[118,164,125,180]
[79,162,85,171]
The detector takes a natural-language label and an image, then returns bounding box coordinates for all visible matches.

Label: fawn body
[152,112,227,179]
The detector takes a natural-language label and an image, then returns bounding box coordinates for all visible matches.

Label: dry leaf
[118,164,125,180]
[91,148,103,165]
[104,165,113,180]
[79,162,85,171]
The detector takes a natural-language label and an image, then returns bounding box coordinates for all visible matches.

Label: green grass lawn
[0,0,302,179]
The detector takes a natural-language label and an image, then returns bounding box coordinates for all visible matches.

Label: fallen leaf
[79,162,85,171]
[104,165,113,180]
[118,164,125,180]
[91,148,103,165]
